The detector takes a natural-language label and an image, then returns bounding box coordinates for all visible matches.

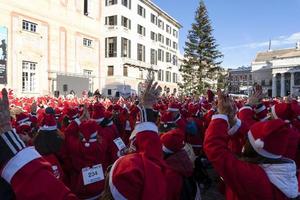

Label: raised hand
[140,75,162,108]
[0,88,12,134]
[217,89,237,126]
[248,84,263,106]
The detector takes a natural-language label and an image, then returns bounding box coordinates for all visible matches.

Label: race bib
[113,137,126,150]
[82,164,104,186]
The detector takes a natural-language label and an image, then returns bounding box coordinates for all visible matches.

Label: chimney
[296,41,300,50]
[268,39,272,51]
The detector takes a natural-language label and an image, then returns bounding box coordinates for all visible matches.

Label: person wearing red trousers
[204,90,299,200]
[0,88,78,200]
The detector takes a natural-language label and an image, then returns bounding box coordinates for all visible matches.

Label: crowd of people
[1,78,300,200]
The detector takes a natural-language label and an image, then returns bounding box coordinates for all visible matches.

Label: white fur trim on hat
[228,119,241,136]
[255,105,266,114]
[239,106,252,112]
[109,159,128,200]
[39,125,57,131]
[129,122,158,140]
[162,145,174,154]
[167,108,179,112]
[247,131,281,159]
[271,105,279,119]
[94,118,104,123]
[17,117,29,124]
[1,147,41,183]
[260,115,270,122]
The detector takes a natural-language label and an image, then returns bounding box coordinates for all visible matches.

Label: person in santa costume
[102,77,167,200]
[204,89,299,200]
[34,107,65,181]
[0,88,78,200]
[65,116,107,199]
[160,128,195,200]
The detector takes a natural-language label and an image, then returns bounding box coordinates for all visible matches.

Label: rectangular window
[123,66,128,76]
[172,55,178,66]
[107,66,114,76]
[105,37,117,57]
[173,42,178,50]
[151,14,157,24]
[137,5,146,17]
[158,69,162,81]
[173,29,178,38]
[150,32,157,41]
[22,61,37,92]
[158,49,164,62]
[105,15,118,26]
[137,43,145,62]
[83,38,93,48]
[137,24,146,36]
[106,0,117,6]
[166,71,171,82]
[121,0,131,8]
[150,49,157,65]
[121,16,131,29]
[166,52,171,63]
[173,73,178,83]
[166,25,171,34]
[166,38,171,47]
[107,89,112,95]
[22,20,37,33]
[158,19,164,30]
[158,34,164,43]
[121,37,131,58]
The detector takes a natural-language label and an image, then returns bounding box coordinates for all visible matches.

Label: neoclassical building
[0,0,181,97]
[251,43,300,97]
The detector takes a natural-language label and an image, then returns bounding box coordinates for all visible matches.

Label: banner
[0,26,7,84]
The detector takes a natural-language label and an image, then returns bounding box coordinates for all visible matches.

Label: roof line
[140,0,182,29]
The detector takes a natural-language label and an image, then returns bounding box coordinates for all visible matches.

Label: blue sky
[153,0,300,68]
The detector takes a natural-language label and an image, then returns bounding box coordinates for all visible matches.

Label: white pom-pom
[254,139,264,149]
[85,143,90,147]
[164,124,168,128]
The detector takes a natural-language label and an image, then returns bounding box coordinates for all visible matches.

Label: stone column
[272,74,276,97]
[280,73,285,97]
[290,72,294,96]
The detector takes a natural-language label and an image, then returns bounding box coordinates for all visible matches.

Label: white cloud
[222,32,300,51]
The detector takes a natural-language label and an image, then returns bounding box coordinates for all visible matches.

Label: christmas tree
[180,0,223,95]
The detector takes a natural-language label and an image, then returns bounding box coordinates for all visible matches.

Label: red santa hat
[79,120,98,148]
[16,113,30,124]
[39,113,57,131]
[160,129,185,154]
[160,112,175,125]
[167,102,181,112]
[92,103,105,122]
[247,119,289,159]
[270,103,291,121]
[66,107,79,120]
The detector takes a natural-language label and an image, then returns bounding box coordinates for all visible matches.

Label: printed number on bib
[113,137,126,150]
[82,164,104,185]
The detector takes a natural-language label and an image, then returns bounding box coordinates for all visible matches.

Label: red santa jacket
[64,123,107,199]
[43,154,64,181]
[204,115,298,200]
[1,147,77,200]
